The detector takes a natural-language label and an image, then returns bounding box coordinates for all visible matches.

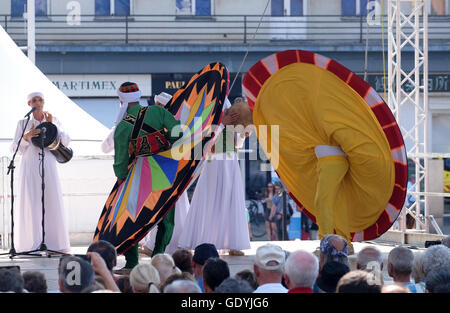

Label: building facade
[1,0,449,202]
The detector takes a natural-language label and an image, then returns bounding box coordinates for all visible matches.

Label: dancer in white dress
[11,92,70,253]
[178,98,251,254]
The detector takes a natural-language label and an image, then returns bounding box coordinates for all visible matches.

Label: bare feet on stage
[228,249,245,256]
[138,246,153,257]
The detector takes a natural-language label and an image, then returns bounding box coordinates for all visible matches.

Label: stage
[0,239,427,292]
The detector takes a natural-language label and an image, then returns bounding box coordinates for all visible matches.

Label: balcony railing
[1,14,450,45]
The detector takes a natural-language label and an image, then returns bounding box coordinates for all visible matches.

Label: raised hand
[43,111,53,123]
[24,123,40,141]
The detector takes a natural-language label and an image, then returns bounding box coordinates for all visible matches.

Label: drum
[31,122,73,163]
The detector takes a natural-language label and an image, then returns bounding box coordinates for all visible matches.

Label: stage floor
[0,240,426,292]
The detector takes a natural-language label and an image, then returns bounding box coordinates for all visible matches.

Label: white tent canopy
[0,26,110,157]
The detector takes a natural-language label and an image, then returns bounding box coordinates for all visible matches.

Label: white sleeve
[235,132,246,149]
[220,98,232,128]
[101,127,115,153]
[53,117,71,147]
[10,119,31,155]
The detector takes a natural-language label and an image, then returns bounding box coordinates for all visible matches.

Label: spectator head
[425,267,450,293]
[411,252,425,283]
[381,283,410,293]
[159,272,196,292]
[234,269,258,291]
[202,257,230,293]
[163,279,202,293]
[442,236,450,249]
[116,276,133,293]
[253,244,286,286]
[172,248,194,274]
[336,270,381,293]
[58,256,95,293]
[129,263,160,293]
[87,240,117,272]
[387,246,414,281]
[423,245,450,278]
[22,271,47,293]
[357,246,383,271]
[151,253,181,285]
[316,261,350,293]
[319,234,349,271]
[283,250,319,289]
[0,268,24,293]
[192,243,219,278]
[215,277,254,293]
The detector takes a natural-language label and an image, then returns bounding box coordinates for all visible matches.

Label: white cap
[255,244,286,271]
[154,92,172,106]
[27,92,44,102]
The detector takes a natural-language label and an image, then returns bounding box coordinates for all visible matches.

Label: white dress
[11,116,71,253]
[178,122,251,250]
[142,191,190,254]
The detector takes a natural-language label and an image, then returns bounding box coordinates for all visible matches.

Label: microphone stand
[36,127,65,257]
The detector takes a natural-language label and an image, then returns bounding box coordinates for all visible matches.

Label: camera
[424,240,442,248]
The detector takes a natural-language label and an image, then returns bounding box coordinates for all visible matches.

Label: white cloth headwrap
[115,89,142,125]
[154,92,172,106]
[27,92,44,102]
[101,88,142,153]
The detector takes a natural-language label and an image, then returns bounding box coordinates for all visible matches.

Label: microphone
[24,107,37,118]
[41,127,47,139]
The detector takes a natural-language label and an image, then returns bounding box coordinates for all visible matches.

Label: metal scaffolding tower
[387,0,429,232]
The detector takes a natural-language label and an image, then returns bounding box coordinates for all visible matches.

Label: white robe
[178,98,250,251]
[178,151,251,250]
[11,116,71,253]
[142,191,190,254]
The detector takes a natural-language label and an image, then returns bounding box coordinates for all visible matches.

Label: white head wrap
[154,92,172,106]
[115,87,142,125]
[101,85,141,153]
[27,92,44,102]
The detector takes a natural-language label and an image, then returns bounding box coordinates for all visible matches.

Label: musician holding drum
[10,92,71,254]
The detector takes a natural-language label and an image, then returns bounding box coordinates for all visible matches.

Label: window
[430,0,449,15]
[271,0,303,16]
[342,0,368,16]
[175,0,212,16]
[95,0,130,16]
[11,0,48,17]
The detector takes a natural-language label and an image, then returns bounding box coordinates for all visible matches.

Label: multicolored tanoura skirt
[243,50,407,242]
[94,62,229,254]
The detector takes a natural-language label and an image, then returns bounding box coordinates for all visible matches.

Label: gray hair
[151,253,181,284]
[285,250,319,288]
[411,252,426,283]
[388,246,414,276]
[425,267,450,293]
[423,245,450,277]
[442,235,450,249]
[163,279,202,293]
[357,246,383,270]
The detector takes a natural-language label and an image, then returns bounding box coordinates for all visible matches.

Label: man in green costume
[112,82,182,274]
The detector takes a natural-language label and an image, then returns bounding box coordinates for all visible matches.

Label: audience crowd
[0,235,449,293]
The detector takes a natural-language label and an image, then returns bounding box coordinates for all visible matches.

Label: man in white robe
[11,92,70,253]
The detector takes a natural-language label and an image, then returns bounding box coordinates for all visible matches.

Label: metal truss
[388,0,430,232]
